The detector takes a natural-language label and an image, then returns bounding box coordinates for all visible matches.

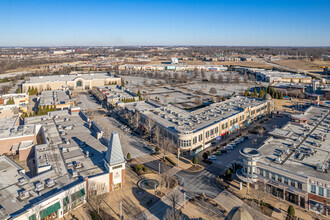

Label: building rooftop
[258,106,330,181]
[126,96,269,134]
[24,72,117,84]
[39,90,72,106]
[0,109,110,218]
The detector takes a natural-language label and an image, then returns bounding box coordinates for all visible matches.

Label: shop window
[310,185,316,194]
[271,173,276,180]
[318,187,324,197]
[309,200,324,214]
[297,182,302,190]
[284,177,289,185]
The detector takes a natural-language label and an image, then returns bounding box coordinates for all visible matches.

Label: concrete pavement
[214,190,271,220]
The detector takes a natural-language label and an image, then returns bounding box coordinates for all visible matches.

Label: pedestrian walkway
[135,154,156,165]
[163,166,182,177]
[137,188,188,220]
[214,190,271,220]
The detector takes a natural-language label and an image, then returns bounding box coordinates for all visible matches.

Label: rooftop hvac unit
[72,170,78,178]
[35,182,44,191]
[18,178,27,185]
[275,157,281,164]
[75,161,82,169]
[20,190,30,199]
[316,163,326,172]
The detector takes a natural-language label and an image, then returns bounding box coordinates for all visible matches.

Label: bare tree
[129,111,140,132]
[209,87,217,96]
[152,125,161,145]
[143,117,155,141]
[227,72,234,83]
[234,74,240,84]
[209,72,216,82]
[243,72,248,83]
[201,69,206,80]
[193,96,203,106]
[159,137,176,160]
[218,74,224,84]
[193,68,199,79]
[88,182,108,215]
[164,191,182,220]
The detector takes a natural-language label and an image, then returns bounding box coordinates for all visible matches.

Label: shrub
[192,156,198,165]
[127,153,131,160]
[288,205,295,216]
[202,152,209,161]
[142,166,148,172]
[165,157,176,166]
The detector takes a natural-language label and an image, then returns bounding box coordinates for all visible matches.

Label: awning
[63,196,69,206]
[40,202,61,219]
[29,214,36,220]
[71,188,86,201]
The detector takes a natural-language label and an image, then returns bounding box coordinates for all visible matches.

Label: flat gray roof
[126,96,269,133]
[24,72,118,84]
[39,90,71,106]
[259,106,330,181]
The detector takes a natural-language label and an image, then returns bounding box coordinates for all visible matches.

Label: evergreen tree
[279,91,284,99]
[244,90,249,97]
[253,88,258,97]
[17,87,22,93]
[288,205,295,217]
[7,98,15,105]
[137,90,142,101]
[192,156,198,165]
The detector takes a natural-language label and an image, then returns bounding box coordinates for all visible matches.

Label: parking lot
[87,109,153,159]
[77,93,102,110]
[204,114,290,176]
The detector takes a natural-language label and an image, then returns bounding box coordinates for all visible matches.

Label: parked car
[220,150,227,154]
[208,155,217,160]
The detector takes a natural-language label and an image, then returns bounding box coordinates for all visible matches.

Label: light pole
[120,201,122,220]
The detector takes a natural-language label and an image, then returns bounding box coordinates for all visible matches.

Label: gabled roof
[105,131,125,166]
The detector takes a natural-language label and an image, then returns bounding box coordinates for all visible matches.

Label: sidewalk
[214,190,271,220]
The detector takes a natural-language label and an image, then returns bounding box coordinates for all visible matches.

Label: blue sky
[0,0,329,46]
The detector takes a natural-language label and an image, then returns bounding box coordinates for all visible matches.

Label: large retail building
[22,72,121,93]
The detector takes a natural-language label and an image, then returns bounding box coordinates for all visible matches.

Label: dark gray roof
[105,131,125,166]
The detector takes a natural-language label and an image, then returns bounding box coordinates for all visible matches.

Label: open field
[271,59,330,73]
[210,61,272,68]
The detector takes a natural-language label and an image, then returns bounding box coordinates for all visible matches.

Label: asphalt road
[175,169,223,198]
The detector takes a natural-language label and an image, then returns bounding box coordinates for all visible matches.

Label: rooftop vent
[72,170,78,178]
[46,179,55,187]
[35,182,44,191]
[18,178,27,185]
[19,190,30,200]
[316,163,326,172]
